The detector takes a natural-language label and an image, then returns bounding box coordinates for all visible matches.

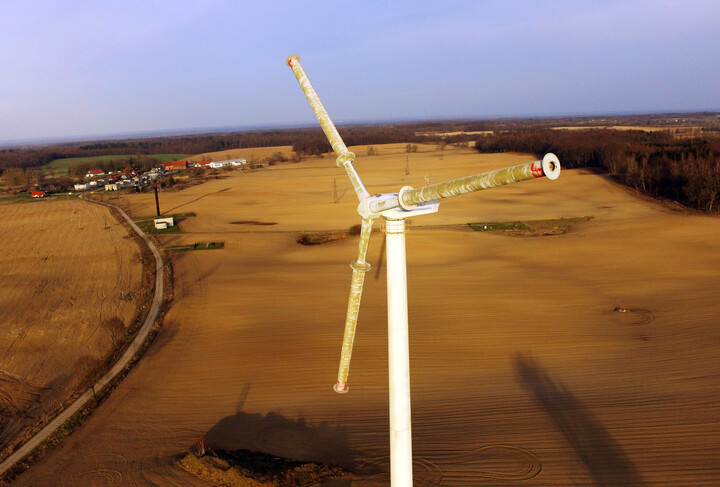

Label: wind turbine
[286,55,560,486]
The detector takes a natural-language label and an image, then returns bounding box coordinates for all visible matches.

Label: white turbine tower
[287,55,560,486]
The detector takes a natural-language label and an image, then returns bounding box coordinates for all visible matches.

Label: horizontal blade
[399,154,561,208]
[367,154,561,215]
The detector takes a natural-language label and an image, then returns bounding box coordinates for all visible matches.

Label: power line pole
[153,180,160,216]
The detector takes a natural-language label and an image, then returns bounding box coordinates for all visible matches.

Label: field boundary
[0,197,165,478]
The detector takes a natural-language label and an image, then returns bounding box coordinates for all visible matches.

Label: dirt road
[0,197,163,478]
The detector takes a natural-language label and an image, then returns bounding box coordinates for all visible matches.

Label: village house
[85,168,105,178]
[164,160,187,172]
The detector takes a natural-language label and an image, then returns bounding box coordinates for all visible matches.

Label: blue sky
[1,0,719,144]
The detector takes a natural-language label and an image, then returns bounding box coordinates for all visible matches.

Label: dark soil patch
[177,448,348,486]
[297,232,349,246]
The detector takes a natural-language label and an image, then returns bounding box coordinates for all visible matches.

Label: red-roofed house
[164,160,187,171]
[31,191,45,198]
[197,160,212,167]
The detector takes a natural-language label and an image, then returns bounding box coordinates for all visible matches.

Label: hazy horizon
[2,1,719,145]
[3,108,719,150]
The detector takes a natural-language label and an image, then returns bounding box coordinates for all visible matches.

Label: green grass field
[0,192,80,205]
[0,192,34,204]
[167,242,225,251]
[467,221,530,232]
[468,216,592,234]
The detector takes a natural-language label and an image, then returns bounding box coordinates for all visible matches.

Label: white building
[209,158,246,168]
[154,217,174,229]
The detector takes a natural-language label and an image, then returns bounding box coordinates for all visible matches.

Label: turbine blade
[334,218,374,393]
[286,55,370,201]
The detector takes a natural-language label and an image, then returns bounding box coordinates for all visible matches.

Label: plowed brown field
[0,199,144,460]
[13,145,720,485]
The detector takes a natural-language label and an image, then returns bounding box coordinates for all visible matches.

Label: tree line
[0,123,472,172]
[3,115,719,210]
[65,155,166,177]
[475,129,720,212]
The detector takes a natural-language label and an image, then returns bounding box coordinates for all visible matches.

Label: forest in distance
[475,128,720,212]
[1,111,719,212]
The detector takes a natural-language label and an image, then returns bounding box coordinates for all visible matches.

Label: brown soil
[11,145,720,486]
[0,200,144,461]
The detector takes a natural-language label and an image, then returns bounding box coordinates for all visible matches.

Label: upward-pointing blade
[286,55,370,202]
[334,217,374,393]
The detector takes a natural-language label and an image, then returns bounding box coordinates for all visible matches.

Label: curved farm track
[10,146,720,485]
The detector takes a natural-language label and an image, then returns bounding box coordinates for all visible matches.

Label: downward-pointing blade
[334,218,374,393]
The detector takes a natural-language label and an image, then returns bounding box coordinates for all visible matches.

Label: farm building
[209,158,246,168]
[154,217,174,229]
[197,160,212,168]
[31,191,45,198]
[105,184,118,191]
[164,161,187,172]
[74,183,90,191]
[85,169,105,178]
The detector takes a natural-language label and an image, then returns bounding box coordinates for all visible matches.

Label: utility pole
[153,180,160,216]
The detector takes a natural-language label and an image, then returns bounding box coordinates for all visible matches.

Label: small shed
[154,217,174,229]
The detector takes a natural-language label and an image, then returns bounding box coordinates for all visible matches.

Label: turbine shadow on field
[374,236,385,280]
[203,385,355,470]
[514,354,647,487]
[335,189,348,203]
[164,187,231,214]
[174,263,220,300]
